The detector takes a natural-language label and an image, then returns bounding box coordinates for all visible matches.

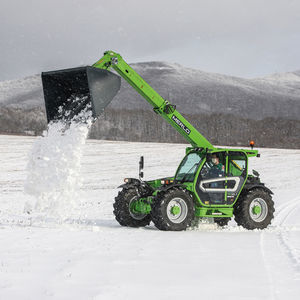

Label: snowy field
[0,134,300,299]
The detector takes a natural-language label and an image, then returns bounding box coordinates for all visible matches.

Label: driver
[209,153,224,178]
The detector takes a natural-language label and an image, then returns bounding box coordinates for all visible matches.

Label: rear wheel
[151,188,195,231]
[113,188,151,227]
[234,189,274,230]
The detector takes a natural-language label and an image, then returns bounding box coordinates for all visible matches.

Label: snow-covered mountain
[0,62,299,148]
[1,62,300,120]
[0,75,42,109]
[112,63,300,121]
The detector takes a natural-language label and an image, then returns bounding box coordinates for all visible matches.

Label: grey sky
[0,0,300,81]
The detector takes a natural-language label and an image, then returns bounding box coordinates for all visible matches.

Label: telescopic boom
[93,51,214,150]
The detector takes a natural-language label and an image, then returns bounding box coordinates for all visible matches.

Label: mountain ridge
[1,62,299,120]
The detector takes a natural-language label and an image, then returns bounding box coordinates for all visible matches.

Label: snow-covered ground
[0,134,300,299]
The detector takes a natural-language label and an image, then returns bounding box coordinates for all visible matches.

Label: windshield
[175,152,203,182]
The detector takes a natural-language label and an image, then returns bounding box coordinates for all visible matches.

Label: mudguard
[243,183,273,195]
[118,179,154,198]
[117,182,139,190]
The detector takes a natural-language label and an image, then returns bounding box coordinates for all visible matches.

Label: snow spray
[24,100,93,218]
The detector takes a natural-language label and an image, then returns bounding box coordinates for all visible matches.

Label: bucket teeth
[41,66,121,123]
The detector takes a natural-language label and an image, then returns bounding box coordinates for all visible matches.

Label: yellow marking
[94,58,104,66]
[231,160,242,171]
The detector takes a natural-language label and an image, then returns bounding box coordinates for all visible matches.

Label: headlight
[161,179,174,185]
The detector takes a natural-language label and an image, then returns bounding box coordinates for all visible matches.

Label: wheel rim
[167,197,188,224]
[129,197,147,220]
[249,198,268,222]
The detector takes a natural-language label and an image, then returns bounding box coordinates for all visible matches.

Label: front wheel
[113,188,151,227]
[234,189,274,230]
[151,188,195,231]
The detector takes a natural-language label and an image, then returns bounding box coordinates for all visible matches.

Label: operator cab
[197,151,247,205]
[176,149,248,206]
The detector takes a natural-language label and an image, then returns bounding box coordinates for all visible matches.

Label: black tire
[234,188,274,230]
[151,188,195,231]
[214,217,231,227]
[113,188,151,227]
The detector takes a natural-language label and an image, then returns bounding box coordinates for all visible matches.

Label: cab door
[196,151,227,205]
[196,151,247,205]
[226,151,247,204]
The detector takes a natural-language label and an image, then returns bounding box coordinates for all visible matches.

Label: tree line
[1,107,299,149]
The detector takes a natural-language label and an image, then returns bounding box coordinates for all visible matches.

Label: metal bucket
[41,66,121,123]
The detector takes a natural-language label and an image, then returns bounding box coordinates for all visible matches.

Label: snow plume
[24,101,93,219]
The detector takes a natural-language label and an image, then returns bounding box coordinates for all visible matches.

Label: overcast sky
[0,0,300,81]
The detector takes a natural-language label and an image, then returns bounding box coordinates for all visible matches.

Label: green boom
[93,50,214,150]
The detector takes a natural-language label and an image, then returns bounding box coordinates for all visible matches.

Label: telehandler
[41,50,274,231]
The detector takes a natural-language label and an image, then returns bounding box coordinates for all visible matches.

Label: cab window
[175,152,202,182]
[228,153,247,177]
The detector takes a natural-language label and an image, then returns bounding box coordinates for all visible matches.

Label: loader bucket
[41,66,121,123]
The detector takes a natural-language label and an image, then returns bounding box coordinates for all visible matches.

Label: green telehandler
[41,50,274,231]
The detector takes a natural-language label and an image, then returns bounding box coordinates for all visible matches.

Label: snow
[24,120,91,217]
[0,134,300,299]
[262,71,300,84]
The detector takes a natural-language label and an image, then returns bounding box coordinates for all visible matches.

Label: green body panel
[147,178,173,189]
[195,207,233,218]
